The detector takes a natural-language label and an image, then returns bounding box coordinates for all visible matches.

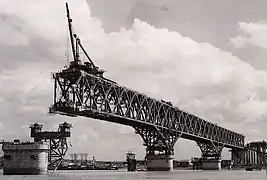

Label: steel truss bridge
[231,141,267,167]
[49,2,245,161]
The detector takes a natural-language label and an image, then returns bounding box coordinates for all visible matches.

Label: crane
[64,2,106,77]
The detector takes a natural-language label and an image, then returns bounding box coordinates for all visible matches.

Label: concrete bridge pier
[134,127,181,171]
[201,158,222,170]
[197,141,224,170]
[146,152,174,171]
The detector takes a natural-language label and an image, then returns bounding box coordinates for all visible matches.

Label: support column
[197,141,224,170]
[231,149,245,166]
[245,150,248,165]
[257,152,261,165]
[248,150,252,164]
[135,127,180,171]
[254,151,258,164]
[263,145,267,168]
[240,150,246,165]
[231,150,238,166]
[252,151,255,164]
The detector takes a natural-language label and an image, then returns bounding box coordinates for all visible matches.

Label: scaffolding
[30,122,72,170]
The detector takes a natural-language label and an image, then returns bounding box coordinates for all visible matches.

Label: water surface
[0,169,266,180]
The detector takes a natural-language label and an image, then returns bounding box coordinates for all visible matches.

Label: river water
[0,169,266,180]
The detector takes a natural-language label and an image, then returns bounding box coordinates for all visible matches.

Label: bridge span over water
[49,3,245,171]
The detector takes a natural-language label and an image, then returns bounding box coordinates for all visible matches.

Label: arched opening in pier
[68,118,147,161]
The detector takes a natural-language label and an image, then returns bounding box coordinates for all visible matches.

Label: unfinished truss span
[49,2,245,171]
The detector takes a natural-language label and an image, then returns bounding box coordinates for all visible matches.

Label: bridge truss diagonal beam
[197,141,224,159]
[134,126,181,156]
[50,70,245,149]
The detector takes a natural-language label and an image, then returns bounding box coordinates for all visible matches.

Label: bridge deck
[50,69,245,149]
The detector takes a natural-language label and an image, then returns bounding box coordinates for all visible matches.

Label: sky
[0,0,267,161]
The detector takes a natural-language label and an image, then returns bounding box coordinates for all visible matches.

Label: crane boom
[63,3,108,79]
[66,2,76,62]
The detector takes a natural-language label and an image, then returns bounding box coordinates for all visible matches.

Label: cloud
[0,14,30,47]
[0,0,267,161]
[231,22,267,49]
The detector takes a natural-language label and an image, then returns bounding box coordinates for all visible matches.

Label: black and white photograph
[0,0,267,179]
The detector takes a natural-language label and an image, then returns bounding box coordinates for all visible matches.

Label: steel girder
[196,141,224,159]
[30,122,71,170]
[246,141,267,152]
[47,137,68,169]
[50,69,245,149]
[246,141,267,165]
[231,148,246,165]
[134,126,181,156]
